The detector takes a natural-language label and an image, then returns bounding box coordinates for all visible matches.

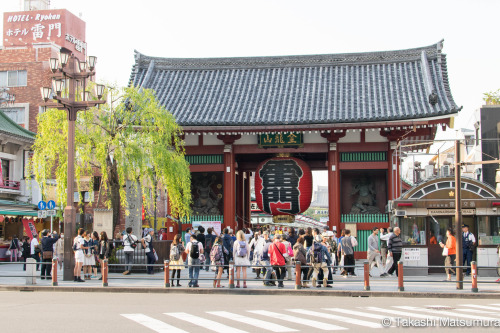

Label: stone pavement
[0,260,499,297]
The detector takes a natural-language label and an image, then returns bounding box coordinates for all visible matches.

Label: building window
[477,216,500,245]
[0,70,27,87]
[400,216,426,245]
[1,107,25,126]
[1,159,10,181]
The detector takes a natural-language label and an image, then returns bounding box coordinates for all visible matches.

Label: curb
[1,285,500,299]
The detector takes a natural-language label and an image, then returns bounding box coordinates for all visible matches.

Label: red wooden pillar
[244,172,251,228]
[236,170,244,231]
[387,142,395,201]
[322,131,345,233]
[224,144,236,231]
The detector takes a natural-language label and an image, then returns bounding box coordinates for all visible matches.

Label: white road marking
[164,312,248,333]
[248,310,347,331]
[363,307,445,320]
[394,306,500,321]
[287,309,383,328]
[324,308,389,320]
[454,309,499,315]
[121,314,188,333]
[208,311,297,332]
[460,304,500,312]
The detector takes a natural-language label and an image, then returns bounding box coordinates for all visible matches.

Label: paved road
[1,292,500,332]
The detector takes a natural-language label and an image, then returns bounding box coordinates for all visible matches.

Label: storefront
[390,177,500,276]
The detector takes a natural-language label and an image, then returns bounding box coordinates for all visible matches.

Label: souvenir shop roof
[129,41,460,128]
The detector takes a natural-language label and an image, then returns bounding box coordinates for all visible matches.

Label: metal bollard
[295,261,301,290]
[229,260,235,289]
[471,261,478,293]
[164,260,170,288]
[52,258,58,286]
[26,258,36,285]
[102,259,108,287]
[364,261,370,291]
[397,261,404,292]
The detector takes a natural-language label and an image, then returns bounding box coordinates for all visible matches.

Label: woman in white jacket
[233,230,250,288]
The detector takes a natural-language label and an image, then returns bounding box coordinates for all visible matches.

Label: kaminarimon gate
[129,41,460,256]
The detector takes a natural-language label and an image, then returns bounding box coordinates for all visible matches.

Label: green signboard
[259,132,303,148]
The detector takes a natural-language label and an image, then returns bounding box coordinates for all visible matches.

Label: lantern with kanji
[254,157,313,216]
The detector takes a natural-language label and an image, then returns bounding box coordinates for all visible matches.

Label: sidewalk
[1,261,499,298]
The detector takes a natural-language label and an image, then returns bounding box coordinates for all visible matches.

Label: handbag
[442,247,449,256]
[153,249,158,262]
[5,249,11,256]
[210,260,217,271]
[43,251,53,260]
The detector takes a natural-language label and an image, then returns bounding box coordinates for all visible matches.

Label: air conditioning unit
[395,210,407,217]
[425,165,435,179]
[441,165,450,176]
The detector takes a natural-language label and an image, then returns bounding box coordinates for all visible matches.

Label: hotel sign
[428,209,475,216]
[259,132,303,148]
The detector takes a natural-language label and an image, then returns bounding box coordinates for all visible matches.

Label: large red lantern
[254,157,313,216]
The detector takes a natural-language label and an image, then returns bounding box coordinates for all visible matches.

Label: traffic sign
[37,210,47,218]
[47,200,56,210]
[37,201,46,210]
[47,210,56,216]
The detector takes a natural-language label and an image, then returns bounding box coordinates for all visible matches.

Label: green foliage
[30,86,192,231]
[483,89,500,105]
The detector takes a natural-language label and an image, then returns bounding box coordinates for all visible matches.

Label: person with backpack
[341,229,358,277]
[196,226,206,268]
[185,233,204,287]
[222,228,234,277]
[232,230,250,288]
[141,228,156,275]
[8,235,21,262]
[210,236,227,288]
[317,232,334,287]
[268,234,287,288]
[122,227,138,276]
[204,228,216,271]
[281,236,294,280]
[293,237,309,288]
[306,235,332,287]
[169,234,185,286]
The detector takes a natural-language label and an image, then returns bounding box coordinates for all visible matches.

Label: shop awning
[0,209,38,217]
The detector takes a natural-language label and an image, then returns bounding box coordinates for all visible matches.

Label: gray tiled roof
[129,41,460,127]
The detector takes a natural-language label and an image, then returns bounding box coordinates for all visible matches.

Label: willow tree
[30,86,192,232]
[484,89,500,105]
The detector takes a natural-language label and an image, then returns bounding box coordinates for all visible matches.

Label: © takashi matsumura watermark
[381,317,500,328]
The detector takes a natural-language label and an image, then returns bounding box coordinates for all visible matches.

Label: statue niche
[349,177,381,214]
[191,173,222,215]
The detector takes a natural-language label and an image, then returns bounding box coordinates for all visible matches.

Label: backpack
[170,244,180,261]
[341,237,354,255]
[310,242,322,264]
[236,241,247,257]
[190,241,200,259]
[127,235,137,249]
[205,235,214,253]
[210,244,222,262]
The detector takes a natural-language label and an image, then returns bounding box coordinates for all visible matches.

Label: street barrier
[52,258,58,286]
[295,261,301,290]
[363,261,370,291]
[102,259,108,287]
[164,260,170,288]
[471,261,478,293]
[398,261,404,292]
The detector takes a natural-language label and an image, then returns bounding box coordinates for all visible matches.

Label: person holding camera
[141,228,156,275]
[40,229,59,280]
[123,227,138,275]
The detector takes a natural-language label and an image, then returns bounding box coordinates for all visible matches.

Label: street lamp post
[40,52,105,281]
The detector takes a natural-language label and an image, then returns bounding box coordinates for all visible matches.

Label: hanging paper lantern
[255,157,313,216]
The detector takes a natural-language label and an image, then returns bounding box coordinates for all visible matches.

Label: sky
[2,0,500,188]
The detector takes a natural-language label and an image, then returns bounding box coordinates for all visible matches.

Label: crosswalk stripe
[207,311,297,332]
[323,308,389,320]
[164,312,248,333]
[460,304,500,312]
[428,304,500,316]
[286,309,383,328]
[121,314,188,333]
[394,306,500,321]
[248,310,347,331]
[363,307,445,320]
[454,309,499,315]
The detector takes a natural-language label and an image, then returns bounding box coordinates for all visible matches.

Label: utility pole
[455,140,463,290]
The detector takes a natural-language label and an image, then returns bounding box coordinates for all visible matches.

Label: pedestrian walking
[380,227,393,276]
[367,227,384,277]
[73,228,87,282]
[304,227,314,250]
[122,227,138,275]
[210,236,227,288]
[185,234,204,287]
[340,229,358,277]
[306,235,332,287]
[462,224,476,276]
[98,231,112,280]
[40,230,59,279]
[387,227,403,277]
[30,233,40,271]
[169,234,185,287]
[233,230,250,288]
[141,228,156,275]
[196,226,206,270]
[21,236,30,271]
[282,236,294,280]
[268,234,287,288]
[260,231,274,286]
[222,228,234,276]
[204,228,216,271]
[319,233,334,286]
[337,229,346,275]
[440,228,456,281]
[55,233,64,269]
[287,228,298,248]
[379,228,388,267]
[8,235,20,262]
[293,237,309,288]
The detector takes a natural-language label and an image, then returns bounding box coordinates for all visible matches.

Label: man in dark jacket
[40,229,59,279]
[387,227,403,277]
[222,228,234,276]
[196,226,206,269]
